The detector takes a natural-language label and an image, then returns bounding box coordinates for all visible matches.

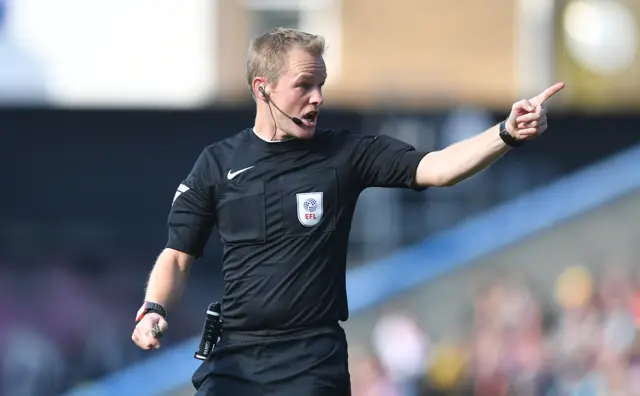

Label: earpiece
[258,83,304,128]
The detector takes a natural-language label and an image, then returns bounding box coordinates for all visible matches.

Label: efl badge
[296,192,323,227]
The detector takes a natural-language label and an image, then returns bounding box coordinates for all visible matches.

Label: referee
[131,27,564,395]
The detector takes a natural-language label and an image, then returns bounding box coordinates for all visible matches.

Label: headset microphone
[290,117,304,127]
[290,116,304,127]
[258,86,304,127]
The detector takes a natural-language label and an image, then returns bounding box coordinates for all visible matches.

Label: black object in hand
[194,302,222,360]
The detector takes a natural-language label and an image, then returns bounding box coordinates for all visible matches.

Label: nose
[310,87,323,106]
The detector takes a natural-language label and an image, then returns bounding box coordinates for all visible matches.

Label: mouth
[300,110,318,127]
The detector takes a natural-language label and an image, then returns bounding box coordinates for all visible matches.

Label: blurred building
[1,0,638,109]
[214,0,521,108]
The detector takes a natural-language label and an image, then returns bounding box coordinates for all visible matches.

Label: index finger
[531,82,565,106]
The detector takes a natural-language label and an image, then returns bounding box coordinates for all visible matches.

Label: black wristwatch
[499,120,524,148]
[135,301,167,324]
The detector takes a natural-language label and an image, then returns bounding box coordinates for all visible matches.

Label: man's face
[269,47,326,139]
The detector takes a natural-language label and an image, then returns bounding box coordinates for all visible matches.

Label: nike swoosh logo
[227,166,254,180]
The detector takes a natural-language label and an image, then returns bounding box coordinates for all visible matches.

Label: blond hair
[246,27,326,96]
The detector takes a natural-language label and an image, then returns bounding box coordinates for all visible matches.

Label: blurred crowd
[2,255,639,396]
[0,255,217,396]
[351,263,640,396]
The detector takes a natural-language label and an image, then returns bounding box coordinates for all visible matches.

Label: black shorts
[192,324,351,396]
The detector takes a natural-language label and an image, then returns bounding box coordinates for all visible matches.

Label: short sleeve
[165,149,217,258]
[351,134,428,190]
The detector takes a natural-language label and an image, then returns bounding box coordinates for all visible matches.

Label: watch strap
[135,301,167,324]
[499,120,524,148]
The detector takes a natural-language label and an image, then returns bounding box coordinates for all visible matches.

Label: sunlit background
[1,0,640,395]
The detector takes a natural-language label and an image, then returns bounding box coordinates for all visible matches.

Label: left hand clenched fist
[505,82,566,140]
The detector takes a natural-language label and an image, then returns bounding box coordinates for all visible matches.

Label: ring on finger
[151,324,164,338]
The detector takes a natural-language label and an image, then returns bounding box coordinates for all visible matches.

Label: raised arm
[415,82,566,187]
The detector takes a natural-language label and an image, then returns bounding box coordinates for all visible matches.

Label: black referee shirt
[167,128,427,331]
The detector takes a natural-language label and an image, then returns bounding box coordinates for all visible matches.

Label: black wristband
[136,301,167,324]
[499,121,524,148]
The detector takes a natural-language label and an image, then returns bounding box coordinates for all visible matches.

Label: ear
[252,78,268,100]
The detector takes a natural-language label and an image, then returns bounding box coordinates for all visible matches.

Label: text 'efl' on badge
[296,192,323,227]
